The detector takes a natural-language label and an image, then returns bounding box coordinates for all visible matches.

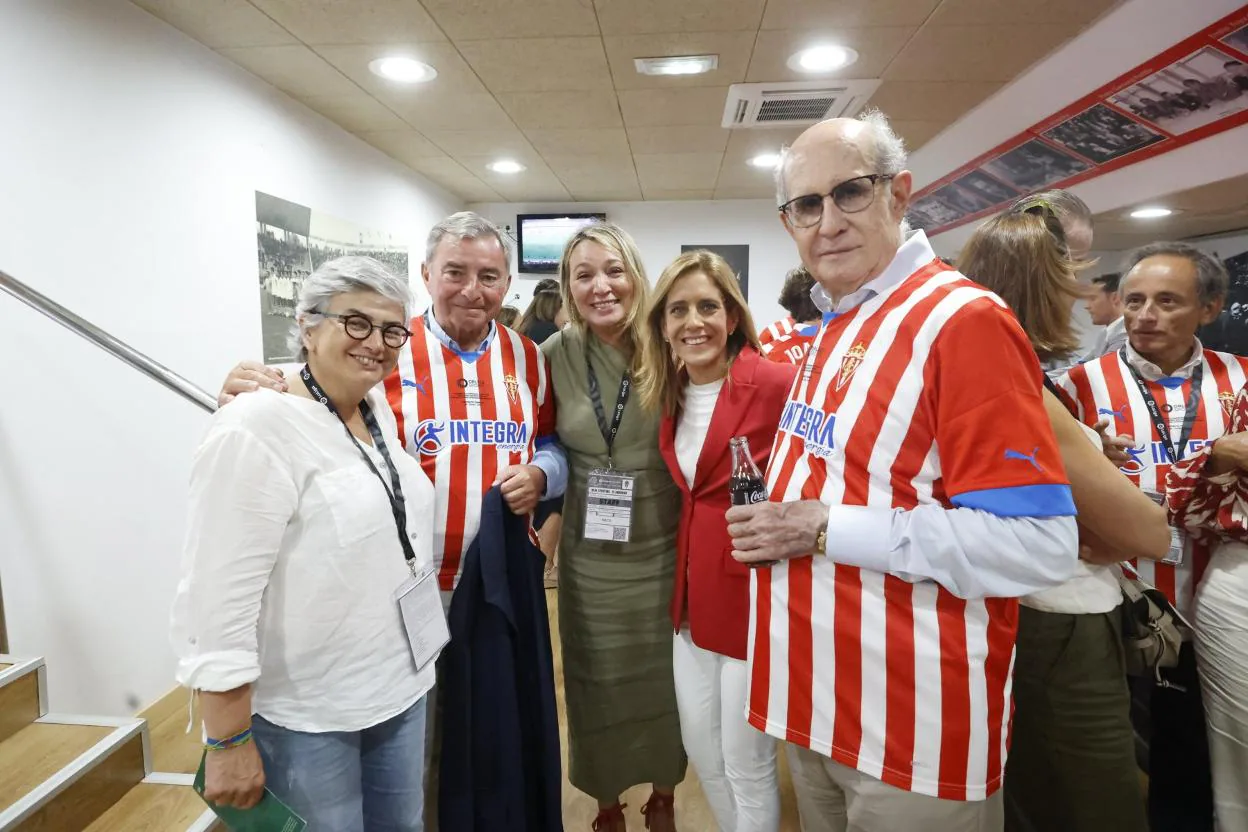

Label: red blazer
[659,347,797,660]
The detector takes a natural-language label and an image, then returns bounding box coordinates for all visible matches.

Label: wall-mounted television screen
[517,213,606,273]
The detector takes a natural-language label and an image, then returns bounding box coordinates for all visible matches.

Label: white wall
[470,200,801,328]
[0,0,461,715]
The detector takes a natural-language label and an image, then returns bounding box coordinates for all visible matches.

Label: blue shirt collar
[424,310,495,362]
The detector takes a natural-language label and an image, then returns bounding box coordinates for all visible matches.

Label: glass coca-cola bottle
[729,436,767,506]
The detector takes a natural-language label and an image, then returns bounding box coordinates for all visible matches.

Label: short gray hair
[424,211,514,267]
[289,255,413,361]
[1122,241,1228,306]
[774,108,908,207]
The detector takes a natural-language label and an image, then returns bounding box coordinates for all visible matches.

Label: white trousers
[1195,545,1248,832]
[672,629,780,832]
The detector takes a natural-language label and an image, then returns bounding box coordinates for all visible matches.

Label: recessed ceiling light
[1130,206,1173,219]
[634,55,719,76]
[487,160,526,174]
[787,45,858,73]
[749,153,782,169]
[368,56,437,84]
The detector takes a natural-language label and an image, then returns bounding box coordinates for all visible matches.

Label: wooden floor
[548,588,801,832]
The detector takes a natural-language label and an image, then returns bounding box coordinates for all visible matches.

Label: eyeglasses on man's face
[779,174,895,229]
[319,311,412,348]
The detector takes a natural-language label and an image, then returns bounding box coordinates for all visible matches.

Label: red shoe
[592,802,626,832]
[641,791,676,832]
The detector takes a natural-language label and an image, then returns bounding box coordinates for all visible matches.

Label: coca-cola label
[731,478,767,506]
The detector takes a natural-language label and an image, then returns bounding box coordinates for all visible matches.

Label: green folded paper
[193,751,308,832]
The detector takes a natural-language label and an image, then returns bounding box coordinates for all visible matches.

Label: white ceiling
[130,0,1119,202]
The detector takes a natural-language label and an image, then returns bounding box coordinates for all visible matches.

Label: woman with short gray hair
[172,255,442,831]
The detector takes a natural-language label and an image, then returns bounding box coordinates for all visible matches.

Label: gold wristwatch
[814,529,827,556]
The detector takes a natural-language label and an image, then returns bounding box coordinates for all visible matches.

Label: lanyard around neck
[1119,348,1204,464]
[300,365,416,566]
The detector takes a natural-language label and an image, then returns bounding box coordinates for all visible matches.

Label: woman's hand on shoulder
[219,361,288,407]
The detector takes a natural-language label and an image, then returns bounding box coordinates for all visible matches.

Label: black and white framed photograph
[1041,103,1165,164]
[980,138,1093,192]
[1202,248,1248,355]
[255,191,410,363]
[954,169,1021,207]
[682,243,750,299]
[931,182,995,216]
[1220,22,1248,57]
[906,195,964,231]
[1110,46,1248,135]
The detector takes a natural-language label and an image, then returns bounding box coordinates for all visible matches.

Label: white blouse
[171,387,438,733]
[675,378,724,488]
[1022,421,1122,615]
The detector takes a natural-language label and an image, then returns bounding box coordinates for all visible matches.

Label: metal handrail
[0,268,218,413]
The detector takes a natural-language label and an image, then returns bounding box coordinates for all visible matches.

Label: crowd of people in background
[172,108,1248,832]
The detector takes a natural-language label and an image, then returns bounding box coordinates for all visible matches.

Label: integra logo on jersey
[413,418,529,455]
[778,400,836,457]
[1118,439,1213,475]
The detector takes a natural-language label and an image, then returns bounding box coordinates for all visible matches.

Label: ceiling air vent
[721,79,882,129]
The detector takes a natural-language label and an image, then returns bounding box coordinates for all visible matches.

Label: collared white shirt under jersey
[809,231,1078,600]
[171,387,438,733]
[1123,337,1204,381]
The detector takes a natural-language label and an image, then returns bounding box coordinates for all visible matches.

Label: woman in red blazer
[637,250,797,832]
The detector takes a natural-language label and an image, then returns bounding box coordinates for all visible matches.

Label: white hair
[289,255,413,361]
[774,108,908,207]
[424,211,514,266]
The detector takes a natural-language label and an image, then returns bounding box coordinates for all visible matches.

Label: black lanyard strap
[1120,348,1204,464]
[586,357,630,468]
[300,365,416,565]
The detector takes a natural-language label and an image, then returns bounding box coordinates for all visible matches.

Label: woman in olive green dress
[541,224,686,832]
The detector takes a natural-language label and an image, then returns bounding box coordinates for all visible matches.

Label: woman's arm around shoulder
[1042,389,1170,563]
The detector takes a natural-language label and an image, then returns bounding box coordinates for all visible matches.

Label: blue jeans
[252,697,427,832]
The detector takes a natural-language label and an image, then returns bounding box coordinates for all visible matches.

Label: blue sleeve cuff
[951,484,1076,517]
[531,439,568,499]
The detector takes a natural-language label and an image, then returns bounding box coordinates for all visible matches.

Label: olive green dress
[542,327,688,801]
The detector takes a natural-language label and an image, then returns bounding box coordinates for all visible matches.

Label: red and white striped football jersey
[749,255,1070,801]
[758,316,795,347]
[1058,346,1248,617]
[762,325,818,366]
[384,319,556,591]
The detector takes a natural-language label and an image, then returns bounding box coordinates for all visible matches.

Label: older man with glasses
[726,111,1078,831]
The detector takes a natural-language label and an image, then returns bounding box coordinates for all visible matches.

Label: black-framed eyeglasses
[779,174,895,228]
[319,311,413,348]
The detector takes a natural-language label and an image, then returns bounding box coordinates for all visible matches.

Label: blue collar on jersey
[424,311,495,363]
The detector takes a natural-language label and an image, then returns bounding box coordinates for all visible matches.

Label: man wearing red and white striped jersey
[726,113,1078,831]
[758,315,795,348]
[1058,242,1244,832]
[763,265,823,366]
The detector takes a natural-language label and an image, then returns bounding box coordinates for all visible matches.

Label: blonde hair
[637,250,762,417]
[959,210,1088,362]
[558,223,651,373]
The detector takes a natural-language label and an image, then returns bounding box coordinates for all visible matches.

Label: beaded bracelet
[204,726,253,752]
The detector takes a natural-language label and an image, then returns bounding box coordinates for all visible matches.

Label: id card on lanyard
[583,357,636,543]
[300,366,449,671]
[1122,349,1202,566]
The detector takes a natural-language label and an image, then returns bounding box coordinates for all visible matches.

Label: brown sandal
[591,802,626,832]
[641,791,676,831]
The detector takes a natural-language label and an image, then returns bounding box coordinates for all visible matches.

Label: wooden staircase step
[0,658,45,746]
[0,717,146,830]
[140,687,203,775]
[83,780,218,832]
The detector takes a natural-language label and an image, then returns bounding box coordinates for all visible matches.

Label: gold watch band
[815,529,827,556]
